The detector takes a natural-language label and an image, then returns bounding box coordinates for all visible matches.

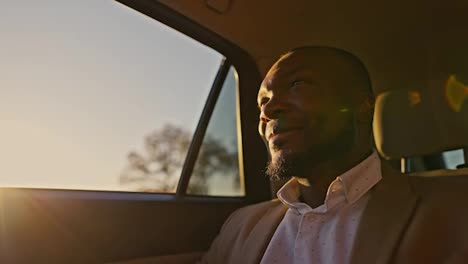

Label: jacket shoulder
[199,199,286,264]
[224,199,284,235]
[232,199,283,219]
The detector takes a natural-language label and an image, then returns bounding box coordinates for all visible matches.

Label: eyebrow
[264,66,318,90]
[257,63,320,108]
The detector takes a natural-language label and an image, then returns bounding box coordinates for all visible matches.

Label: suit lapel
[351,162,420,264]
[238,201,288,264]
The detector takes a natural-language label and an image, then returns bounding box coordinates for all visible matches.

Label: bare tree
[120,124,238,194]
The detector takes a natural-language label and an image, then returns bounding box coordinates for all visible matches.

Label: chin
[267,149,305,180]
[270,149,293,165]
[271,145,305,162]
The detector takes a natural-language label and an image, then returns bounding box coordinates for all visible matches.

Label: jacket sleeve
[197,200,285,264]
[197,208,241,264]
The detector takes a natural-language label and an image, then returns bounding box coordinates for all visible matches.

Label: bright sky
[0,0,238,192]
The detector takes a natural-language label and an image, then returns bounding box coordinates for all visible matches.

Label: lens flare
[408,91,421,106]
[445,75,468,112]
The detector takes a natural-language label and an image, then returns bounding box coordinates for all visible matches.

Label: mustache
[265,120,284,137]
[265,119,307,140]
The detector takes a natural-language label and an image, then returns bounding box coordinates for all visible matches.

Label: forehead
[260,51,337,90]
[266,52,315,79]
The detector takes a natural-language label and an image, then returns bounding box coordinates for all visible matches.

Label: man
[200,46,468,264]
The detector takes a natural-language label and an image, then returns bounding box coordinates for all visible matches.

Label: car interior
[1,0,467,263]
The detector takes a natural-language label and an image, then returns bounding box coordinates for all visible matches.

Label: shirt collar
[276,151,382,214]
[338,151,382,204]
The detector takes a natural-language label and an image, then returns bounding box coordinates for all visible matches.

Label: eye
[258,97,269,109]
[290,80,306,88]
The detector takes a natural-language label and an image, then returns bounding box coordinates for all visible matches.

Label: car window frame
[114,0,271,203]
[2,0,271,204]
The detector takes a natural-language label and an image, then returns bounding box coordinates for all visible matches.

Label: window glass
[188,67,244,196]
[443,149,465,169]
[0,0,224,193]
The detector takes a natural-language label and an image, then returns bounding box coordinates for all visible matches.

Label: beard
[266,150,305,181]
[265,115,356,181]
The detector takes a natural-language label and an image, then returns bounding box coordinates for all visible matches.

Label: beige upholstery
[373,89,468,159]
[410,168,468,178]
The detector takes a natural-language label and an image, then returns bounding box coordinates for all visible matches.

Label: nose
[260,94,288,123]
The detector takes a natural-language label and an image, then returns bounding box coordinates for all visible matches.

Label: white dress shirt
[260,152,382,264]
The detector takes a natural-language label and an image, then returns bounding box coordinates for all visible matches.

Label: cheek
[258,122,266,139]
[317,113,352,140]
[302,111,352,143]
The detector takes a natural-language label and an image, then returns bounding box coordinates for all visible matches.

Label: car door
[0,0,271,263]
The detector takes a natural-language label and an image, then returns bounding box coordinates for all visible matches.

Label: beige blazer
[200,163,468,264]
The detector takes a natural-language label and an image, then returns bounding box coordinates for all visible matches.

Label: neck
[296,149,372,208]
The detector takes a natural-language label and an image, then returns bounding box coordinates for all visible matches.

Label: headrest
[373,85,468,160]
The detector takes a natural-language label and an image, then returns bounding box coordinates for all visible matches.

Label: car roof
[159,0,468,95]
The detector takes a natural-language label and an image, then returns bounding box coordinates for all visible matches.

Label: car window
[443,149,465,169]
[0,0,242,195]
[188,67,244,196]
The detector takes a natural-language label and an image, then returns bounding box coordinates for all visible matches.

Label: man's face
[257,51,355,178]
